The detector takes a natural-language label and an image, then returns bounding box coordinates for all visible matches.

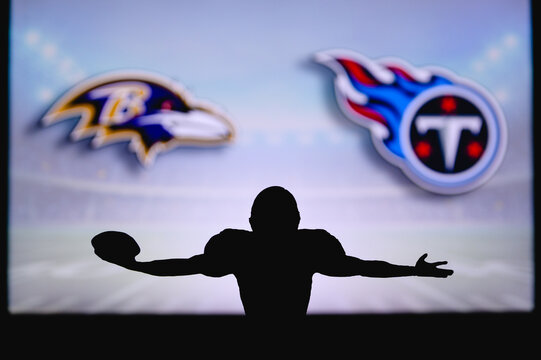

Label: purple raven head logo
[315,49,507,194]
[41,70,235,166]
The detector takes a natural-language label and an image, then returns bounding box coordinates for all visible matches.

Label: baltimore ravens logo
[41,70,235,166]
[315,49,507,194]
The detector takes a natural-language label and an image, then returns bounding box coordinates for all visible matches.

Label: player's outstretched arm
[92,231,216,277]
[99,252,227,277]
[320,253,453,278]
[121,255,207,276]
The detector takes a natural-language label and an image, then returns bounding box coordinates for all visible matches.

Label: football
[91,231,141,262]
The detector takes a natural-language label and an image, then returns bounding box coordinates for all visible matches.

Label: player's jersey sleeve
[202,229,244,277]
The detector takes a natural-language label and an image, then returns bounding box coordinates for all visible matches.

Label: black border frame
[1,0,538,349]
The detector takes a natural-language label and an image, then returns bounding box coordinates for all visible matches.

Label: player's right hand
[91,231,141,266]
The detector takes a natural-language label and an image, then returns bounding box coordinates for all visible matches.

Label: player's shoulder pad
[299,228,345,255]
[204,228,250,254]
[298,228,334,238]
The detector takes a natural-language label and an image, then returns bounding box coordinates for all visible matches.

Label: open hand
[414,253,453,278]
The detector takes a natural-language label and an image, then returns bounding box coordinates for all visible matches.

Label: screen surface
[8,0,534,314]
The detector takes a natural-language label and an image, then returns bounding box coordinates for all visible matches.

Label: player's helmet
[249,186,300,234]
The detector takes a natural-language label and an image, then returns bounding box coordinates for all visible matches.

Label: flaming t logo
[42,70,235,166]
[315,49,507,194]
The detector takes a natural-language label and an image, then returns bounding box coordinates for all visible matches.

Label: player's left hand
[414,253,453,278]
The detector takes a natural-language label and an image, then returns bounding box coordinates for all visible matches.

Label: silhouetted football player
[93,186,453,316]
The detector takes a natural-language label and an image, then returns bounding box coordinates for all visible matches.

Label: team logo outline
[41,70,236,167]
[315,49,507,195]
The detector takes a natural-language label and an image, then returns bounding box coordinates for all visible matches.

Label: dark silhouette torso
[204,228,345,316]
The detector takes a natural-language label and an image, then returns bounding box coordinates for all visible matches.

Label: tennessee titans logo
[315,49,507,194]
[41,70,235,166]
